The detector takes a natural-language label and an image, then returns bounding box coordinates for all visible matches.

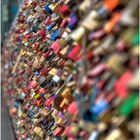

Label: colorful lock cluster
[2,0,139,140]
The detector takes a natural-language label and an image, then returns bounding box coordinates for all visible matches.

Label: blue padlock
[51,29,59,41]
[15,102,19,108]
[68,13,78,30]
[47,24,55,32]
[34,71,39,76]
[44,4,53,14]
[90,99,109,116]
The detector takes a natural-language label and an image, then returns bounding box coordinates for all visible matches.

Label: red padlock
[114,70,132,99]
[45,17,51,26]
[39,28,46,37]
[40,88,46,94]
[53,127,64,137]
[46,97,54,107]
[50,40,61,53]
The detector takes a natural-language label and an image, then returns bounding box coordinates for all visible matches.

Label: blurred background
[1,0,20,45]
[2,1,19,139]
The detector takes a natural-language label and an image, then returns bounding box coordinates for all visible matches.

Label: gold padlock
[48,68,58,75]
